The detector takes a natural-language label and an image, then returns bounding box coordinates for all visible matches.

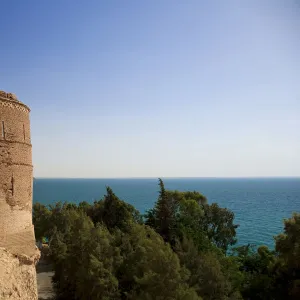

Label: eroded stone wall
[0,247,39,300]
[0,91,39,299]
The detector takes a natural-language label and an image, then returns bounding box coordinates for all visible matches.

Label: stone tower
[0,91,39,299]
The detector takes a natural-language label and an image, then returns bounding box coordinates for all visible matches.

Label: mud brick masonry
[0,91,39,300]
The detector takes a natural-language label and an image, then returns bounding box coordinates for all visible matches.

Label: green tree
[35,183,300,300]
[275,213,300,269]
[175,198,213,252]
[169,190,207,206]
[89,186,142,231]
[201,203,238,252]
[145,179,178,244]
[274,213,300,299]
[78,200,91,213]
[174,236,242,300]
[33,202,51,241]
[50,209,121,300]
[117,224,200,300]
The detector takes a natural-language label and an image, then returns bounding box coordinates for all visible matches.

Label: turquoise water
[33,178,300,249]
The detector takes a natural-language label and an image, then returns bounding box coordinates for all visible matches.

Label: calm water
[33,178,300,249]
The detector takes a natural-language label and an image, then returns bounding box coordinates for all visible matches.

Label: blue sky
[1,0,299,178]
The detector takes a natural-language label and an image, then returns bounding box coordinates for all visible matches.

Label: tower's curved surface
[0,91,39,299]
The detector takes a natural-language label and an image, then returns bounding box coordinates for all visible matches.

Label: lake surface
[33,178,300,249]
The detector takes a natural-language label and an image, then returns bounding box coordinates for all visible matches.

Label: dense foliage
[33,179,300,300]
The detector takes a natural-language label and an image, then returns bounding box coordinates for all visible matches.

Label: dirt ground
[36,260,54,300]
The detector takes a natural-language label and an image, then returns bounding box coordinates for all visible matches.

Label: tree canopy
[33,179,300,300]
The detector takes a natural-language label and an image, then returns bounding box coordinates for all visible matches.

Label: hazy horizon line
[34,176,300,180]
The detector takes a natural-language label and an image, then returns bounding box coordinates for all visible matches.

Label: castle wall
[0,92,39,299]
